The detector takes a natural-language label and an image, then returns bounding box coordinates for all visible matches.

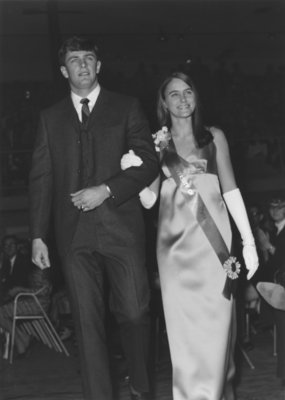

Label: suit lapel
[64,97,82,131]
[87,89,110,130]
[60,89,110,133]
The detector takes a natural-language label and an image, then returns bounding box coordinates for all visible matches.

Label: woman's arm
[212,127,237,193]
[139,176,160,209]
[121,150,160,209]
[212,127,259,280]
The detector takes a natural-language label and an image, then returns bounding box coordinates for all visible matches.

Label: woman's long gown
[157,140,236,400]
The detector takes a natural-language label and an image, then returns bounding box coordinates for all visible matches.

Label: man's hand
[32,238,51,270]
[70,185,110,212]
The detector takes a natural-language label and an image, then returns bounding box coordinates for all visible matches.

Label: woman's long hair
[157,71,212,148]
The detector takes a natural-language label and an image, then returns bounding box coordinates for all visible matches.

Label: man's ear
[60,66,69,79]
[96,61,102,74]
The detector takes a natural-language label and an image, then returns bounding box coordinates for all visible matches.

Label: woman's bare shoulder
[208,126,226,141]
[208,127,228,149]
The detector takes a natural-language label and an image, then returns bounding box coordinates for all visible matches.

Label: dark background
[0,0,285,238]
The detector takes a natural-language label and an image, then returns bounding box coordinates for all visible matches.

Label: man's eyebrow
[66,52,96,61]
[66,55,79,61]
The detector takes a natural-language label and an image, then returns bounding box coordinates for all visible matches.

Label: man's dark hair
[58,36,100,66]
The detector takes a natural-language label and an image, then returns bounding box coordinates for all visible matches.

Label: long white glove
[223,188,259,280]
[120,150,157,209]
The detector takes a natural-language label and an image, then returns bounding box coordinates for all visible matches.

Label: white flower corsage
[152,126,171,152]
[223,256,241,280]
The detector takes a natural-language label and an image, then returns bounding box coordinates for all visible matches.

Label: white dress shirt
[275,218,285,235]
[71,85,101,122]
[9,254,16,274]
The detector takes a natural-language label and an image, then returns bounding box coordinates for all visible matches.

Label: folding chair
[238,343,255,370]
[9,286,69,363]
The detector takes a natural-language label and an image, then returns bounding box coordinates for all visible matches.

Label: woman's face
[163,78,196,120]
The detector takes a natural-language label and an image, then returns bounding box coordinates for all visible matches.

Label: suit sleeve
[29,113,53,240]
[105,98,159,206]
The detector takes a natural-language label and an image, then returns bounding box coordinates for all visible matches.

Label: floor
[1,323,285,400]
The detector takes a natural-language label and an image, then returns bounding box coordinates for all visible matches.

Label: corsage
[223,256,241,280]
[152,126,171,152]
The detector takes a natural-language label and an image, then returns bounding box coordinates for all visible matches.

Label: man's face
[269,204,285,223]
[60,50,101,95]
[3,238,17,259]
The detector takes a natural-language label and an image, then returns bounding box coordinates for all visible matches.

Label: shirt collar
[275,218,285,234]
[71,84,101,119]
[10,254,16,267]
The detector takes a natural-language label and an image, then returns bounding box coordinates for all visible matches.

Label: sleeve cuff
[105,184,115,199]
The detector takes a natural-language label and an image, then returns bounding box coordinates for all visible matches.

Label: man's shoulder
[101,88,138,106]
[41,96,71,116]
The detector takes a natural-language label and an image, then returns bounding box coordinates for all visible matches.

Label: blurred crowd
[1,60,284,148]
[1,61,285,192]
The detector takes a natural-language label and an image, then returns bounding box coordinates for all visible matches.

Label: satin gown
[157,141,236,400]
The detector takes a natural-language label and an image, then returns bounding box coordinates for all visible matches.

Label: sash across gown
[157,141,236,400]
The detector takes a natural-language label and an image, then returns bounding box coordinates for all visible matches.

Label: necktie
[80,98,90,125]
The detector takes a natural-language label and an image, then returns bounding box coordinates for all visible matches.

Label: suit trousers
[61,212,150,400]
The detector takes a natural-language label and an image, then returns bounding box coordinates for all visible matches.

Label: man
[29,36,158,400]
[256,197,285,386]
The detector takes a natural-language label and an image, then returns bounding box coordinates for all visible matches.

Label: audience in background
[0,235,32,303]
[1,61,285,194]
[249,204,275,283]
[50,286,74,342]
[0,235,52,358]
[257,197,285,386]
[245,203,277,331]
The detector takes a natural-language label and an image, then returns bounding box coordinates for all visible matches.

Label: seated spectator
[0,235,32,303]
[50,287,74,341]
[248,204,276,331]
[256,196,285,386]
[249,204,275,281]
[0,234,52,357]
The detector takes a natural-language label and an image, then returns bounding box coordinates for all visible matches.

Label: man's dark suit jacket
[29,88,158,256]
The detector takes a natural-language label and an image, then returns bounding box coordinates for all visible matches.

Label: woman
[121,71,259,400]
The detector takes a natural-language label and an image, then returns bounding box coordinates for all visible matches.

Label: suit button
[77,140,81,144]
[77,169,81,174]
